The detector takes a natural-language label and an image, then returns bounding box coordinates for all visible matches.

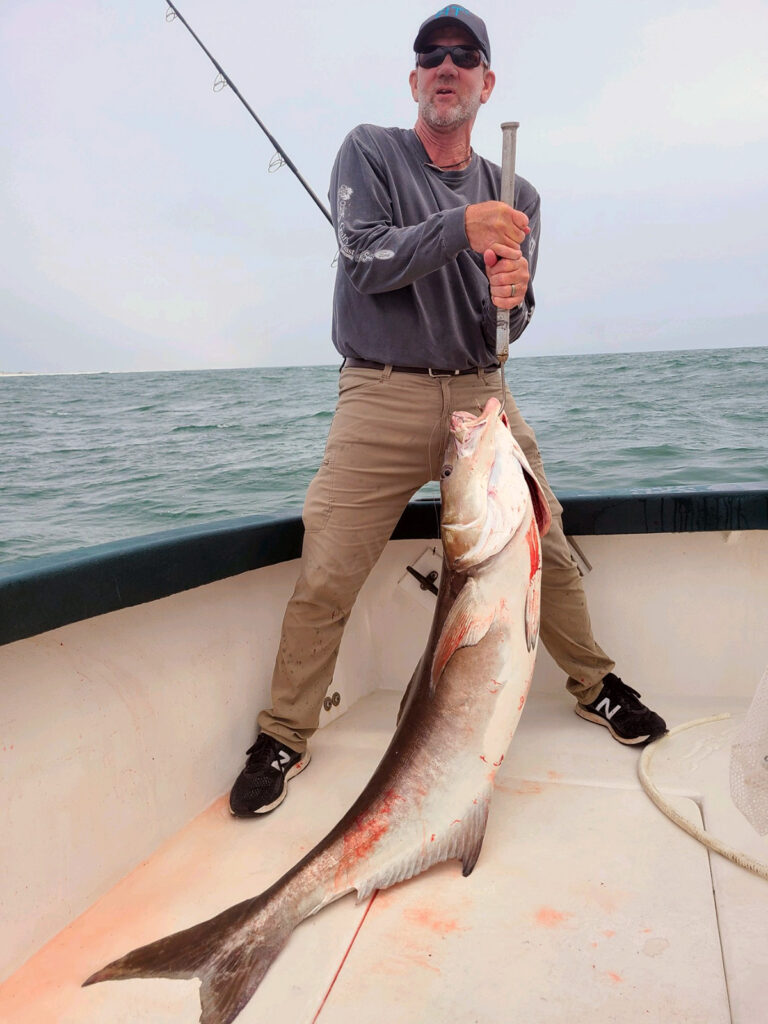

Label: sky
[2,0,767,372]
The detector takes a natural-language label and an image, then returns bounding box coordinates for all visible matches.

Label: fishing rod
[164,1,333,225]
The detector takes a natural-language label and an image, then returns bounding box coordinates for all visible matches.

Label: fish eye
[441,465,453,478]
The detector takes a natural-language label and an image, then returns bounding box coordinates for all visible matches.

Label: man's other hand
[483,244,529,309]
[465,201,529,255]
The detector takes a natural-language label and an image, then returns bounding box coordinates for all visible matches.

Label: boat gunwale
[1,487,767,648]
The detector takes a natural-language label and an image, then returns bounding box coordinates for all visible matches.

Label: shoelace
[607,676,643,707]
[243,734,280,772]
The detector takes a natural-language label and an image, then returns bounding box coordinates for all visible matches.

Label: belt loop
[382,364,394,380]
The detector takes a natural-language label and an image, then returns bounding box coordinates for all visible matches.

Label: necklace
[425,148,473,171]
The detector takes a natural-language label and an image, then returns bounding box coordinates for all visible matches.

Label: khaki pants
[258,366,614,752]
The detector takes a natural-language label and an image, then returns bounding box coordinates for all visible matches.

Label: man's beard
[418,89,481,129]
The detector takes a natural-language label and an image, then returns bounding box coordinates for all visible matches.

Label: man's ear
[480,68,496,104]
[409,68,419,101]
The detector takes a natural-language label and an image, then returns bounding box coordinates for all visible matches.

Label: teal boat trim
[1,487,766,649]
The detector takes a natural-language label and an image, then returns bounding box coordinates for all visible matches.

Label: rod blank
[165,1,333,225]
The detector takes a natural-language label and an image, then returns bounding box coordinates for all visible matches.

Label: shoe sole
[230,750,312,817]
[574,705,656,746]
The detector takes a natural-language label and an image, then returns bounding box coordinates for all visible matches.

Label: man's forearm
[334,200,469,294]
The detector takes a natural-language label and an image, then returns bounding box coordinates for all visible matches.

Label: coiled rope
[638,714,768,881]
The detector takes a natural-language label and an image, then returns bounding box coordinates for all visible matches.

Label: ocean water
[1,346,766,566]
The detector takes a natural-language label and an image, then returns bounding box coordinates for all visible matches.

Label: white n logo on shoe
[271,750,294,772]
[595,697,622,721]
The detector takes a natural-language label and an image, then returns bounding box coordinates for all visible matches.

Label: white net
[730,664,768,836]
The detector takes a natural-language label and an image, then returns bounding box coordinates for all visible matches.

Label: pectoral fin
[431,579,494,692]
[525,570,541,652]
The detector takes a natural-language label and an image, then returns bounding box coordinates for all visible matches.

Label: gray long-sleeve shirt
[329,124,540,370]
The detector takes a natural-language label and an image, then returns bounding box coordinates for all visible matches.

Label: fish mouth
[440,397,510,568]
[449,412,487,444]
[450,398,500,444]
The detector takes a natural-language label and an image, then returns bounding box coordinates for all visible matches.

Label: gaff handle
[495,121,519,364]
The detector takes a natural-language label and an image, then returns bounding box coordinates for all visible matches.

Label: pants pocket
[338,367,382,396]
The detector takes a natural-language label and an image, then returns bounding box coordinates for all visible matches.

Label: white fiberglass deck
[2,686,766,1024]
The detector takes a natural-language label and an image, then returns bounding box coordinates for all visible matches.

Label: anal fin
[460,812,488,876]
[354,787,493,900]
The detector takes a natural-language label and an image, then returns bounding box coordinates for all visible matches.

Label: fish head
[440,397,551,571]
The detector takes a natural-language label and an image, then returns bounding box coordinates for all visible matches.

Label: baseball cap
[413,7,491,64]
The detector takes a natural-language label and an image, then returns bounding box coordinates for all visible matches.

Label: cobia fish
[84,395,551,1024]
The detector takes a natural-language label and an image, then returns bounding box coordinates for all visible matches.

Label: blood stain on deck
[534,907,573,928]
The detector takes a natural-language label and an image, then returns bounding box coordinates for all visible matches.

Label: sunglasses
[416,45,487,70]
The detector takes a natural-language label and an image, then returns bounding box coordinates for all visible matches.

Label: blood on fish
[347,816,388,859]
[337,789,403,884]
[518,695,525,711]
[525,521,540,581]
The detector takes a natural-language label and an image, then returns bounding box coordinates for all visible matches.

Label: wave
[2,348,766,564]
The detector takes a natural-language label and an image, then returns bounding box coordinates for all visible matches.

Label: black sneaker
[575,673,667,746]
[229,733,311,817]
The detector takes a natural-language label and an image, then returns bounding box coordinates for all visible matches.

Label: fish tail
[83,891,297,1024]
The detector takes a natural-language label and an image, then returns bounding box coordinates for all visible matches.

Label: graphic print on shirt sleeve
[337,185,395,264]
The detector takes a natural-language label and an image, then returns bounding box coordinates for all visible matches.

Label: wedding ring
[510,284,517,297]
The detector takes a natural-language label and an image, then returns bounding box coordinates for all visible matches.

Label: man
[229,7,667,818]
